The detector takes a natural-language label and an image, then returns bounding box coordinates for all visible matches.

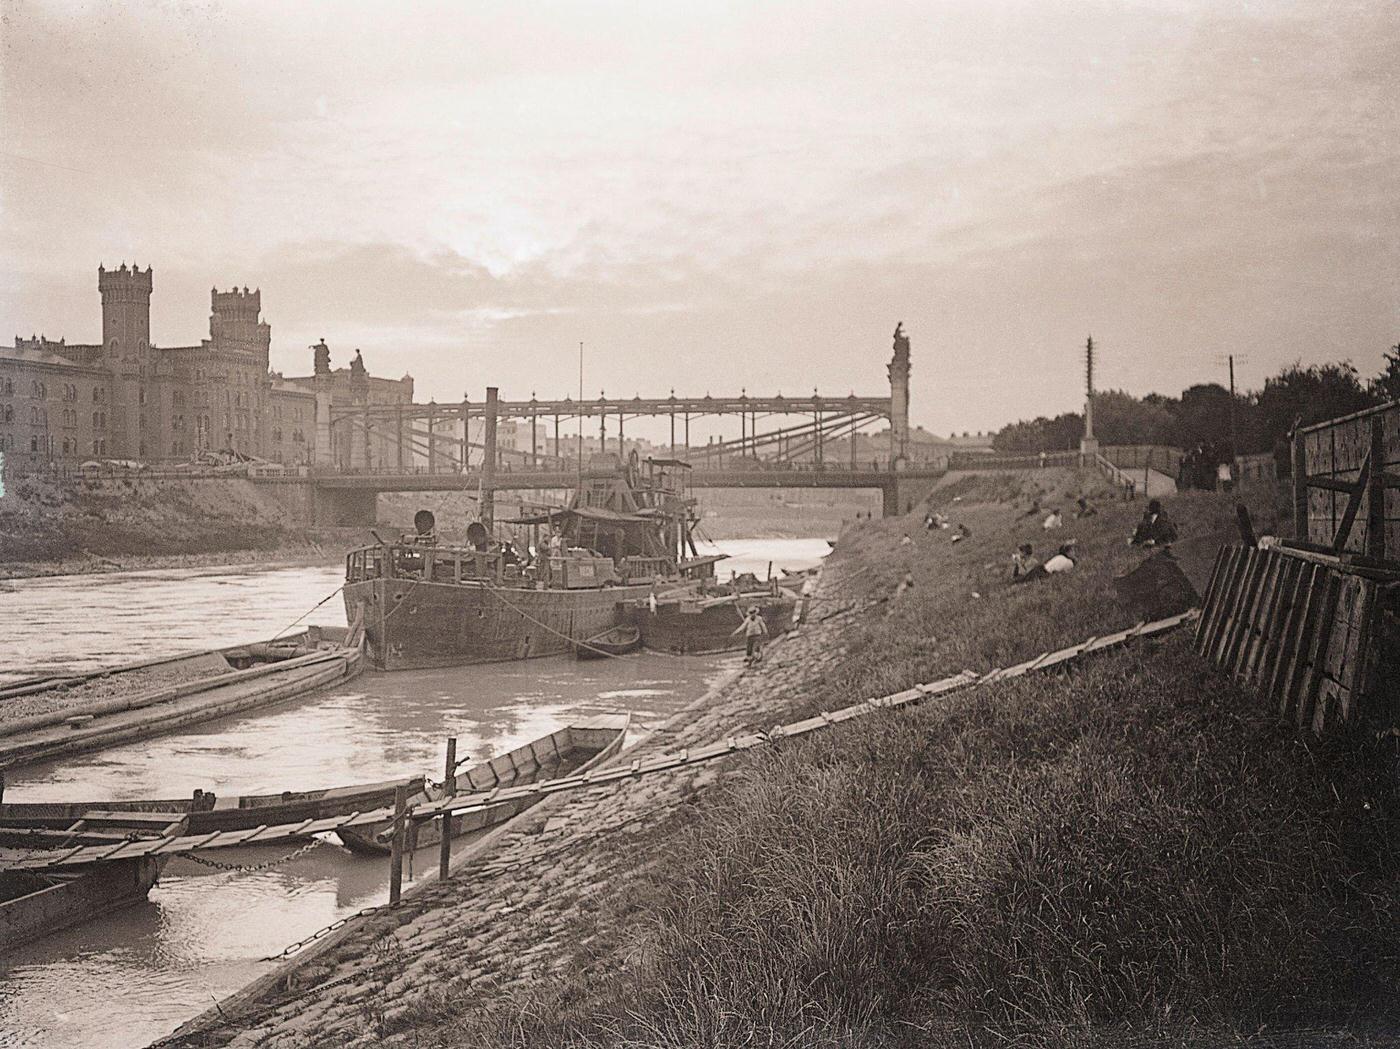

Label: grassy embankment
[392,470,1399,1047]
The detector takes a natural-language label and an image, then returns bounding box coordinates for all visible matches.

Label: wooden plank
[1259,557,1305,698]
[1217,549,1264,671]
[1367,416,1386,561]
[1339,582,1378,723]
[1242,552,1289,685]
[1275,564,1321,722]
[1206,546,1248,654]
[1198,546,1244,658]
[1194,546,1231,649]
[1295,571,1343,733]
[1292,429,1308,539]
[1331,454,1371,554]
[1306,475,1362,495]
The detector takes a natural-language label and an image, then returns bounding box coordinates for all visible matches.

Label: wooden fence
[1195,543,1392,735]
[1293,399,1400,564]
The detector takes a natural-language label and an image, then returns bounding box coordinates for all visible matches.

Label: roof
[0,344,89,368]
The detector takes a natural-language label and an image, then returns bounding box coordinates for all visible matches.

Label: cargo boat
[343,454,715,670]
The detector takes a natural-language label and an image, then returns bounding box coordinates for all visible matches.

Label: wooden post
[1292,430,1308,541]
[439,737,457,881]
[1366,415,1386,561]
[388,784,408,906]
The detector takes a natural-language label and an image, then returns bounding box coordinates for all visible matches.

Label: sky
[1,0,1396,440]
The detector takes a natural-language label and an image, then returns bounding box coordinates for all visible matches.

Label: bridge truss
[328,394,894,473]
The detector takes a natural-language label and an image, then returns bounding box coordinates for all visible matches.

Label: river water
[0,537,828,1049]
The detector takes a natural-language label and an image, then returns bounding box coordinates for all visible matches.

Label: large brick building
[0,265,410,469]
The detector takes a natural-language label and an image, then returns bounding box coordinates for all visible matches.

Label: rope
[269,586,345,644]
[478,582,634,659]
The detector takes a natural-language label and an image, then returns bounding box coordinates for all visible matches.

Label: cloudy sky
[1,0,1396,438]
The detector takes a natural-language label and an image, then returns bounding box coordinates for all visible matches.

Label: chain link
[261,904,384,961]
[177,836,326,873]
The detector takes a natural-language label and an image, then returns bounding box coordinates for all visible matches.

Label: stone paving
[163,559,868,1049]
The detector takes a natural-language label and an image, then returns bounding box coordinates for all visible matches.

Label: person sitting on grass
[1011,543,1045,583]
[1043,508,1064,530]
[1130,499,1178,547]
[1075,496,1097,517]
[731,606,769,665]
[950,522,971,543]
[1044,539,1078,574]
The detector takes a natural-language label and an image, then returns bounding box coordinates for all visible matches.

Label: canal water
[0,538,827,1049]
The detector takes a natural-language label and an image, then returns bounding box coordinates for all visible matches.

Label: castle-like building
[0,265,413,468]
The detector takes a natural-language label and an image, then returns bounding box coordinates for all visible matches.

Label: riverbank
[159,469,1400,1048]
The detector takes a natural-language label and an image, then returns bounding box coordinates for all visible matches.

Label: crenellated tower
[210,286,271,369]
[98,263,154,456]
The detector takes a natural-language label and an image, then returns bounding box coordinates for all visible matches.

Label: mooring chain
[177,836,327,873]
[261,904,384,961]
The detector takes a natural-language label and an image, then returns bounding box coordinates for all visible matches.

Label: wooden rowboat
[336,714,630,856]
[0,774,424,837]
[1,812,188,952]
[575,625,642,660]
[0,623,364,770]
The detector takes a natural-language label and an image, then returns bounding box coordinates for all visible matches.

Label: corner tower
[99,263,153,364]
[98,263,153,457]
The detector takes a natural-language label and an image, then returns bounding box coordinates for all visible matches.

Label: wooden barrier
[1195,543,1391,734]
[1295,400,1400,563]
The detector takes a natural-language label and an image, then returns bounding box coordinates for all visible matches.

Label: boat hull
[0,775,423,836]
[629,596,796,655]
[344,577,653,670]
[0,856,167,952]
[336,716,629,855]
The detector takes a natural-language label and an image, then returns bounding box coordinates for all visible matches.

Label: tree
[1255,361,1378,467]
[1374,343,1400,402]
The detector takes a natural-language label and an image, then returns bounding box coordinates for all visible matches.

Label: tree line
[992,344,1400,466]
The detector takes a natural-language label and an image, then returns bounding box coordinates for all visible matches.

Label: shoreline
[0,545,343,581]
[158,555,870,1047]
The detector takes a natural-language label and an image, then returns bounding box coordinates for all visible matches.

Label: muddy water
[0,538,828,1049]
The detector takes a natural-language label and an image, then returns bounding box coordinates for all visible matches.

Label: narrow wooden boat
[627,590,797,655]
[335,714,630,856]
[0,774,424,837]
[0,813,188,952]
[575,625,642,660]
[0,623,364,769]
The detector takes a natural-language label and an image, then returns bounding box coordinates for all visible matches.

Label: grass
[337,472,1400,1047]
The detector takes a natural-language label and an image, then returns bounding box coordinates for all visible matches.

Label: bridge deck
[260,467,942,492]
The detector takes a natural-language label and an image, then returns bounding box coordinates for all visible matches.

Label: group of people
[1005,495,1104,584]
[921,510,973,543]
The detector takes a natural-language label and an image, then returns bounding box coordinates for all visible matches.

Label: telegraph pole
[1079,335,1098,462]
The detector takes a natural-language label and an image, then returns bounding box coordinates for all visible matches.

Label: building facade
[0,265,409,469]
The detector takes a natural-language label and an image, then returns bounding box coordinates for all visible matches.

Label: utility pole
[1215,353,1248,491]
[1079,335,1098,463]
